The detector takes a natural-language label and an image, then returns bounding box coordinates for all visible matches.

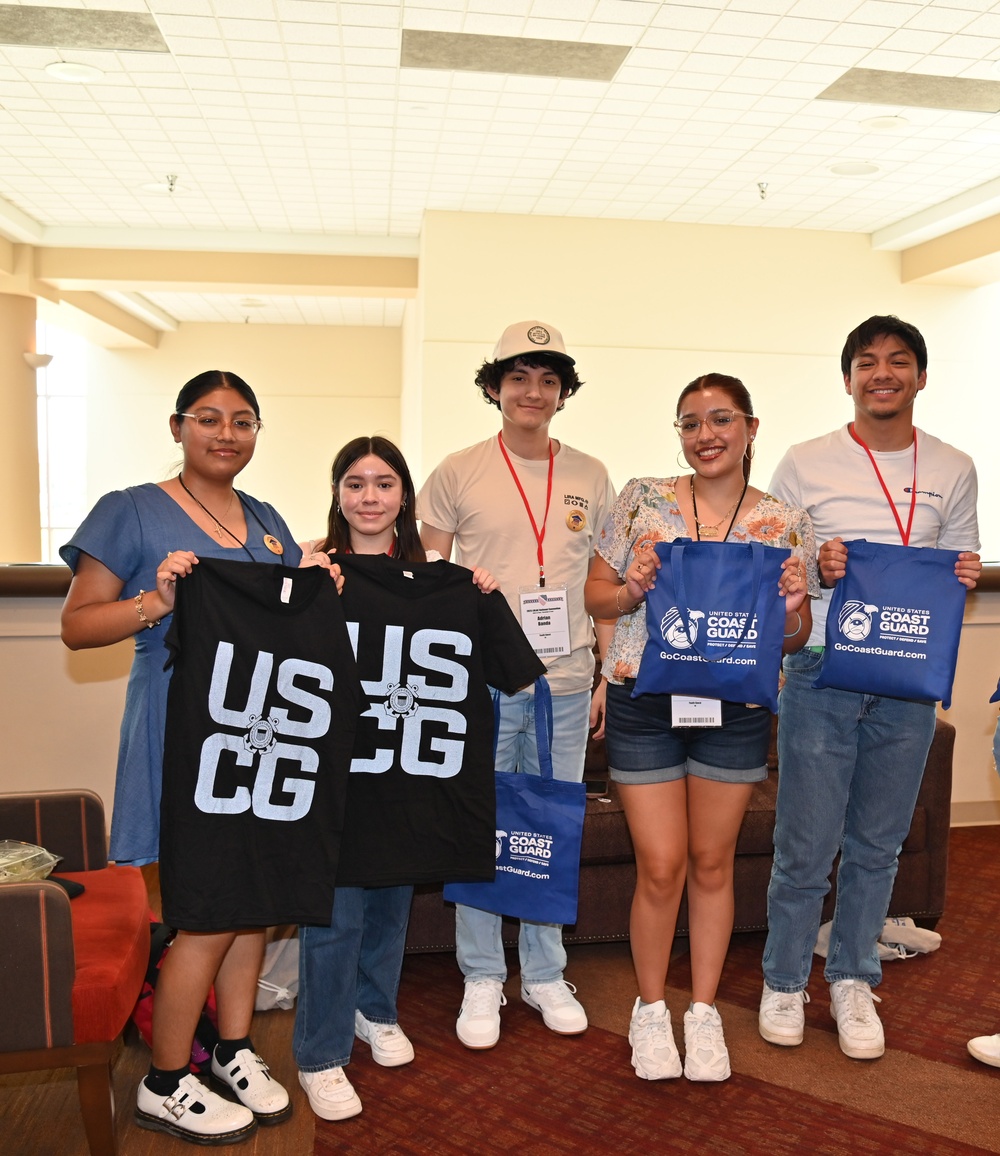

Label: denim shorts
[604,681,771,785]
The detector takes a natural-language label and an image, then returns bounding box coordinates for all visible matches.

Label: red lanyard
[848,423,918,546]
[497,432,553,586]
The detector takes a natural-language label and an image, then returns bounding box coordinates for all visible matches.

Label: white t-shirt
[418,435,615,695]
[769,424,979,647]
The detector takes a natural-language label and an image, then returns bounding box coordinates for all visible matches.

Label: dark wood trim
[0,565,72,597]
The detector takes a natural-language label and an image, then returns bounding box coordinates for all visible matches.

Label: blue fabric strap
[492,676,554,781]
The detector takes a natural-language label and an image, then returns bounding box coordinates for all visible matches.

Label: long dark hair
[676,372,756,483]
[319,436,426,563]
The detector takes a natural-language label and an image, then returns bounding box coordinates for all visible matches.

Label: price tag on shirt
[671,696,722,727]
[518,584,571,658]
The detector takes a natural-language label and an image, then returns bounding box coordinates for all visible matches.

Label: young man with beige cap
[419,320,614,1049]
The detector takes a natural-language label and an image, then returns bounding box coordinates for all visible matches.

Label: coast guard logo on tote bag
[660,606,705,649]
[839,601,878,641]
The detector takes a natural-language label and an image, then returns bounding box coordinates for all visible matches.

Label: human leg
[824,696,936,988]
[763,653,862,994]
[354,885,415,1067]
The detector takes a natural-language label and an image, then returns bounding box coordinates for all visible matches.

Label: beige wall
[0,293,41,562]
[83,322,401,544]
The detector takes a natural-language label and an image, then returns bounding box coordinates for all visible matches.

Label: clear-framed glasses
[673,409,747,439]
[178,412,261,440]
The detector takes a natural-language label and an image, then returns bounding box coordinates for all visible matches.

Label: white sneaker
[829,979,884,1059]
[456,978,507,1049]
[211,1046,292,1124]
[135,1073,258,1143]
[354,1010,415,1067]
[628,998,681,1080]
[758,983,809,1046]
[521,979,588,1035]
[968,1033,1000,1067]
[683,1002,731,1081]
[298,1067,362,1121]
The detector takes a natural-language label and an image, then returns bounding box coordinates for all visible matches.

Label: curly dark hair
[474,353,584,410]
[318,436,426,563]
[840,315,927,376]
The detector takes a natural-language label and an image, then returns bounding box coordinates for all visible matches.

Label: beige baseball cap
[491,320,575,365]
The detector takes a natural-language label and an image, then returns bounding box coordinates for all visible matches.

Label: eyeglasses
[178,413,261,440]
[673,410,748,439]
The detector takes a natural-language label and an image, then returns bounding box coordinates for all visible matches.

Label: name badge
[670,696,722,728]
[518,584,571,658]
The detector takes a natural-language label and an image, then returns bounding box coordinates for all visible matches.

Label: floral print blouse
[596,476,820,685]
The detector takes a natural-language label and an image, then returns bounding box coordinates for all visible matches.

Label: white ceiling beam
[100,291,179,332]
[872,174,1000,252]
[0,195,44,245]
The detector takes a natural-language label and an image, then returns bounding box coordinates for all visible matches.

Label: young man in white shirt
[760,315,981,1059]
[419,320,614,1049]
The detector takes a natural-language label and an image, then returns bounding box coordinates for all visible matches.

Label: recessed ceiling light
[859,115,909,134]
[46,61,104,83]
[829,161,879,177]
[239,297,267,309]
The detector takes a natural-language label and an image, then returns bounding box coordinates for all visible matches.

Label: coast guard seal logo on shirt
[526,325,550,345]
[839,601,878,642]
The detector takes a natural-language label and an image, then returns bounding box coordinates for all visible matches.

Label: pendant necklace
[178,473,257,560]
[690,474,749,541]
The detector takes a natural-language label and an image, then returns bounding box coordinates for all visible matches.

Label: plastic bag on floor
[814,916,942,961]
[256,928,299,1010]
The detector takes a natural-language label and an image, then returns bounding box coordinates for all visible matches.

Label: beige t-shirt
[418,435,614,696]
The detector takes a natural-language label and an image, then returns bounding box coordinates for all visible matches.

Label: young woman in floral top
[584,373,819,1086]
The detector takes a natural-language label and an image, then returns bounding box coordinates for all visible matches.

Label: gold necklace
[690,475,748,540]
[178,473,237,541]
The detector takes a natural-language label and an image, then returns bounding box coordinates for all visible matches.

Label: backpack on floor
[130,919,219,1075]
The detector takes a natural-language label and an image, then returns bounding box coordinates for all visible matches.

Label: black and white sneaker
[211,1047,292,1124]
[135,1073,258,1145]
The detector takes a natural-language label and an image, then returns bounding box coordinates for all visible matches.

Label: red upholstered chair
[0,790,149,1156]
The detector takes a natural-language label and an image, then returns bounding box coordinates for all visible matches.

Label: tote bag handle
[670,539,765,663]
[492,676,555,780]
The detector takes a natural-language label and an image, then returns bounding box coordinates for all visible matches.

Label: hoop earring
[676,449,689,470]
[745,441,755,461]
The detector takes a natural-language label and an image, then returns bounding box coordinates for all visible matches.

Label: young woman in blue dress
[60,370,327,1145]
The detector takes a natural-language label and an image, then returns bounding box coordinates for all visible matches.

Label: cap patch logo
[526,325,550,345]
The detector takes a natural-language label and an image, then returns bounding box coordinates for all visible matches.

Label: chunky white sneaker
[683,1002,731,1081]
[135,1073,258,1144]
[829,979,884,1059]
[354,1010,415,1067]
[298,1067,362,1121]
[456,978,507,1049]
[968,1033,1000,1067]
[521,979,588,1035]
[628,998,682,1080]
[211,1047,292,1124]
[758,983,809,1046]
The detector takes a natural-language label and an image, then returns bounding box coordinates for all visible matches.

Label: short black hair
[841,316,928,377]
[474,354,583,410]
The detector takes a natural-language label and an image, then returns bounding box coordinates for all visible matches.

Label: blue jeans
[455,686,590,985]
[294,885,413,1071]
[763,649,936,992]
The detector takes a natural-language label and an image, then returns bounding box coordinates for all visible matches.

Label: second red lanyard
[848,423,918,546]
[498,432,554,586]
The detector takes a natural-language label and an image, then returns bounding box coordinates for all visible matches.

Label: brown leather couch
[404,716,954,951]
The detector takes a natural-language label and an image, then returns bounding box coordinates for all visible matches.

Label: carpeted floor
[3,827,999,1154]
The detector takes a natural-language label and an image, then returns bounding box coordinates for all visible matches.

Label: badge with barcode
[518,583,570,658]
[670,696,722,727]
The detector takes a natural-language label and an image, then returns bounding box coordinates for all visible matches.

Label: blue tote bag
[813,539,965,708]
[444,678,586,925]
[631,538,790,714]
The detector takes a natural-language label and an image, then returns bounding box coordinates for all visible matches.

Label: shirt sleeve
[59,489,144,581]
[937,457,980,553]
[478,589,546,694]
[768,448,802,512]
[417,458,460,535]
[595,477,642,577]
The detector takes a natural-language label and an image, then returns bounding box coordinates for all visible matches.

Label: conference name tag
[671,696,722,728]
[518,584,570,658]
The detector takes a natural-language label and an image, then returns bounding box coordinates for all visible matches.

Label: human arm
[61,549,197,650]
[584,547,658,619]
[589,620,615,739]
[296,541,345,593]
[778,555,812,653]
[420,523,454,562]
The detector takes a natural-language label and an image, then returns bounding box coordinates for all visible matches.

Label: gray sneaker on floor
[628,998,681,1080]
[758,983,809,1046]
[829,979,884,1059]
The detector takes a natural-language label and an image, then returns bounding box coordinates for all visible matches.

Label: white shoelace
[838,983,882,1024]
[466,982,507,1016]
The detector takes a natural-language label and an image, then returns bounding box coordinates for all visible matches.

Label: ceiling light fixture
[46,61,104,84]
[24,352,54,370]
[860,115,909,134]
[140,174,181,195]
[829,161,879,177]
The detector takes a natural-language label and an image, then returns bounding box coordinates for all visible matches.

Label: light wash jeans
[455,686,590,985]
[763,648,936,992]
[294,884,413,1071]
